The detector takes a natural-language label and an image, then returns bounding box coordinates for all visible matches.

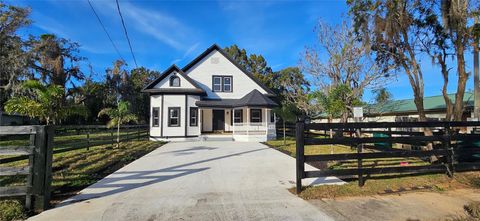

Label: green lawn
[265,137,355,157]
[266,137,480,199]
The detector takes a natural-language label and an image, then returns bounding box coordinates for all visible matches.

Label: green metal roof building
[367,92,474,118]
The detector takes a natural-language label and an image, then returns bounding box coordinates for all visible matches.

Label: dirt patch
[309,188,480,221]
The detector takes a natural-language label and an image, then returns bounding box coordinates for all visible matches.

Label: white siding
[162,95,186,137]
[149,95,162,137]
[154,72,196,89]
[185,50,268,99]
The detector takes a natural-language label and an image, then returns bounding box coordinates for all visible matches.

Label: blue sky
[7,0,475,102]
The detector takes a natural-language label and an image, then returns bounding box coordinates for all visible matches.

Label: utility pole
[474,17,480,119]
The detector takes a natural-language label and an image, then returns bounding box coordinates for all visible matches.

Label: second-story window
[223,76,232,92]
[212,76,233,92]
[170,75,180,87]
[213,76,222,91]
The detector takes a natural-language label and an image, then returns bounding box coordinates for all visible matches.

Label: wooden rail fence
[295,120,480,193]
[0,124,148,211]
[0,126,53,211]
[1,125,149,164]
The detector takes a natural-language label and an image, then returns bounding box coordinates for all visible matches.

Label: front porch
[199,107,276,142]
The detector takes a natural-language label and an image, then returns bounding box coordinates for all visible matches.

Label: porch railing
[233,122,276,135]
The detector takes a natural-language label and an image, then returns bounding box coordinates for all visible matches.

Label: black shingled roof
[142,65,205,94]
[196,89,278,108]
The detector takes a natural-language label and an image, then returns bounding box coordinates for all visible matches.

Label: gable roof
[181,44,276,96]
[196,89,278,108]
[142,64,205,95]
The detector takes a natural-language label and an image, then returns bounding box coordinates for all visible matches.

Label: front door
[212,110,225,132]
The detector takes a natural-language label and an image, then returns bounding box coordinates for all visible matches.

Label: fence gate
[0,126,54,212]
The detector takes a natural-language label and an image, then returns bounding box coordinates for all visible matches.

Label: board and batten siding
[149,94,200,138]
[185,50,268,99]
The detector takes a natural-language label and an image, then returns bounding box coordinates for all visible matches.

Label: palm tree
[98,101,137,148]
[4,80,86,124]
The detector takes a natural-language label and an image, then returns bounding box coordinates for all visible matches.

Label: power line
[115,0,138,68]
[86,0,125,63]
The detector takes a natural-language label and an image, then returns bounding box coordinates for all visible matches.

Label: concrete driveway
[29,141,343,221]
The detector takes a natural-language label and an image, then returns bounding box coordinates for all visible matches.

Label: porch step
[200,135,234,141]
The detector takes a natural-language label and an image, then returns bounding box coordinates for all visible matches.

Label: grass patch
[265,137,355,158]
[0,135,164,215]
[0,200,25,221]
[294,172,480,199]
[266,138,480,199]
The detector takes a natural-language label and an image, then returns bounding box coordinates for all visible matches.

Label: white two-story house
[142,44,278,142]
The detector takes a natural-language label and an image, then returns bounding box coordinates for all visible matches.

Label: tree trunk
[283,120,286,146]
[340,112,348,123]
[438,53,453,121]
[453,43,468,121]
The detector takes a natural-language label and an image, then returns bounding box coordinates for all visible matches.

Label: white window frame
[223,76,232,92]
[213,76,222,92]
[168,107,180,127]
[190,107,198,126]
[152,107,159,127]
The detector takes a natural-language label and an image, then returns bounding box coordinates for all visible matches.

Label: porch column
[265,108,268,135]
[198,109,202,135]
[232,108,235,134]
[246,107,250,136]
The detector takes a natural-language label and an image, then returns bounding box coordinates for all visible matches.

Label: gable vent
[210,57,219,64]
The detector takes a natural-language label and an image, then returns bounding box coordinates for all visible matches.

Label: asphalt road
[29,141,342,221]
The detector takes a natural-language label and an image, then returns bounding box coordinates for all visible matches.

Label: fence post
[86,128,90,151]
[356,126,364,187]
[32,125,53,212]
[111,129,114,148]
[296,116,305,194]
[388,127,392,149]
[444,123,454,177]
[25,133,35,211]
[137,126,141,141]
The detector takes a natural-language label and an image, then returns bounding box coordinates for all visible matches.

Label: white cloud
[96,0,197,51]
[171,43,200,64]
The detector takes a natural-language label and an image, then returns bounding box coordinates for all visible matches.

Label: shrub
[0,200,25,221]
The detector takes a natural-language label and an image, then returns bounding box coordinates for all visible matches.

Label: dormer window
[170,75,180,87]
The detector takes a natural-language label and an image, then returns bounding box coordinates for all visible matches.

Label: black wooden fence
[0,124,149,211]
[1,125,149,164]
[295,120,480,193]
[0,126,53,211]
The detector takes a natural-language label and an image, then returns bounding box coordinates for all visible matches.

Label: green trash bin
[373,132,391,149]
